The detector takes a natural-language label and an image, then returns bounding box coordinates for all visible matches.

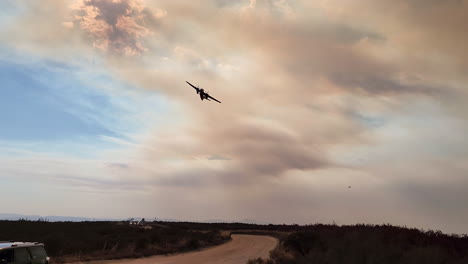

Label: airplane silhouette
[186,81,221,103]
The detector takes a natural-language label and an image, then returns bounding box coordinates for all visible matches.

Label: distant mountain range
[0,213,269,224]
[0,213,119,222]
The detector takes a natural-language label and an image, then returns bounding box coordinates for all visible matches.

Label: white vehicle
[0,242,49,264]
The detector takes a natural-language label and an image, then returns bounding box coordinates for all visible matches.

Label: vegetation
[0,220,228,263]
[3,220,468,264]
[248,224,468,264]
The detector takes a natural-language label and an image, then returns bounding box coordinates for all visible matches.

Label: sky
[1,0,468,234]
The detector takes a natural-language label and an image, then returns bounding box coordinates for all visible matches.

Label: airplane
[186,81,221,103]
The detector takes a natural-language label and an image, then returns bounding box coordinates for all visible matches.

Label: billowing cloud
[71,0,162,55]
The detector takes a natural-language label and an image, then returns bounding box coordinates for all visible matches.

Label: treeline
[248,224,468,264]
[0,220,228,263]
[156,221,328,232]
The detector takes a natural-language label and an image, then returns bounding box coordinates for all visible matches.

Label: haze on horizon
[1,0,468,234]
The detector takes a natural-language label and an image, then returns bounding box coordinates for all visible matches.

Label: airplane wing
[186,81,199,91]
[207,94,221,103]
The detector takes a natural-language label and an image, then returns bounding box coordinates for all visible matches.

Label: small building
[137,218,146,226]
[128,218,146,226]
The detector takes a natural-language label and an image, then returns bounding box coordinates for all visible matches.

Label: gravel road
[73,234,278,264]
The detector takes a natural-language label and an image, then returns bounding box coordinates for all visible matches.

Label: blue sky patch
[0,60,116,141]
[0,50,170,158]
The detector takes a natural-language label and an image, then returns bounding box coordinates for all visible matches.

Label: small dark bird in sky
[186,81,221,103]
[348,186,351,188]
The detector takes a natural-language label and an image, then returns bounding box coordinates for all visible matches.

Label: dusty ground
[72,234,277,264]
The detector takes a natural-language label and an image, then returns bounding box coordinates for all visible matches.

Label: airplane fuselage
[199,89,209,100]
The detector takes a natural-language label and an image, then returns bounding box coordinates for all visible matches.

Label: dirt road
[75,234,278,264]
